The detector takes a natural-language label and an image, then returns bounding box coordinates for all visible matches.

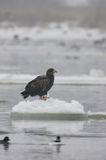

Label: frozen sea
[0,23,106,160]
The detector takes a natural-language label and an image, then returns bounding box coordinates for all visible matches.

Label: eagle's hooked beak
[54,70,57,73]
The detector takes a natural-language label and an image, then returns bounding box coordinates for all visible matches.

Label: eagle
[21,68,57,100]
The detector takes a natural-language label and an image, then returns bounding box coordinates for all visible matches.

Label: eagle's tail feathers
[21,90,29,99]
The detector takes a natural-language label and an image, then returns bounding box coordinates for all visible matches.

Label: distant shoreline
[0,2,106,29]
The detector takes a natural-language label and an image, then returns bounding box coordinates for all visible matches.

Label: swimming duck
[0,136,10,144]
[54,136,61,143]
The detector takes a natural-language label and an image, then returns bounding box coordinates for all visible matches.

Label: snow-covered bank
[0,22,104,41]
[0,69,106,85]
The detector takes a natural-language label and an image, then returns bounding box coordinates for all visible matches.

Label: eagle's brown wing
[25,75,49,94]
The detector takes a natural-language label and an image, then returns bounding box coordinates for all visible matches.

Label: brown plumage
[21,68,57,100]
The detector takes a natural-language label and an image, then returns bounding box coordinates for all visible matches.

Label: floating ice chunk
[12,98,84,114]
[89,69,104,77]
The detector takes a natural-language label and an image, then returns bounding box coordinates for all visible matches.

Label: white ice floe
[89,69,105,77]
[12,98,84,114]
[11,98,106,120]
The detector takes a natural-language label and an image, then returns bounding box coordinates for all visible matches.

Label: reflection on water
[12,120,84,136]
[3,143,10,151]
[56,144,61,153]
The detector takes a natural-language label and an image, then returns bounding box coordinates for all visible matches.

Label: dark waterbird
[54,136,61,143]
[21,68,57,100]
[0,136,10,144]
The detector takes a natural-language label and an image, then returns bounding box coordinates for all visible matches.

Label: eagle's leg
[43,95,48,100]
[40,96,44,100]
[40,95,48,101]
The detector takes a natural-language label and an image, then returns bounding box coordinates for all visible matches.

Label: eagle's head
[46,68,57,77]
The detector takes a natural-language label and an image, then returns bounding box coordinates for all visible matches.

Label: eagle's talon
[40,95,49,101]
